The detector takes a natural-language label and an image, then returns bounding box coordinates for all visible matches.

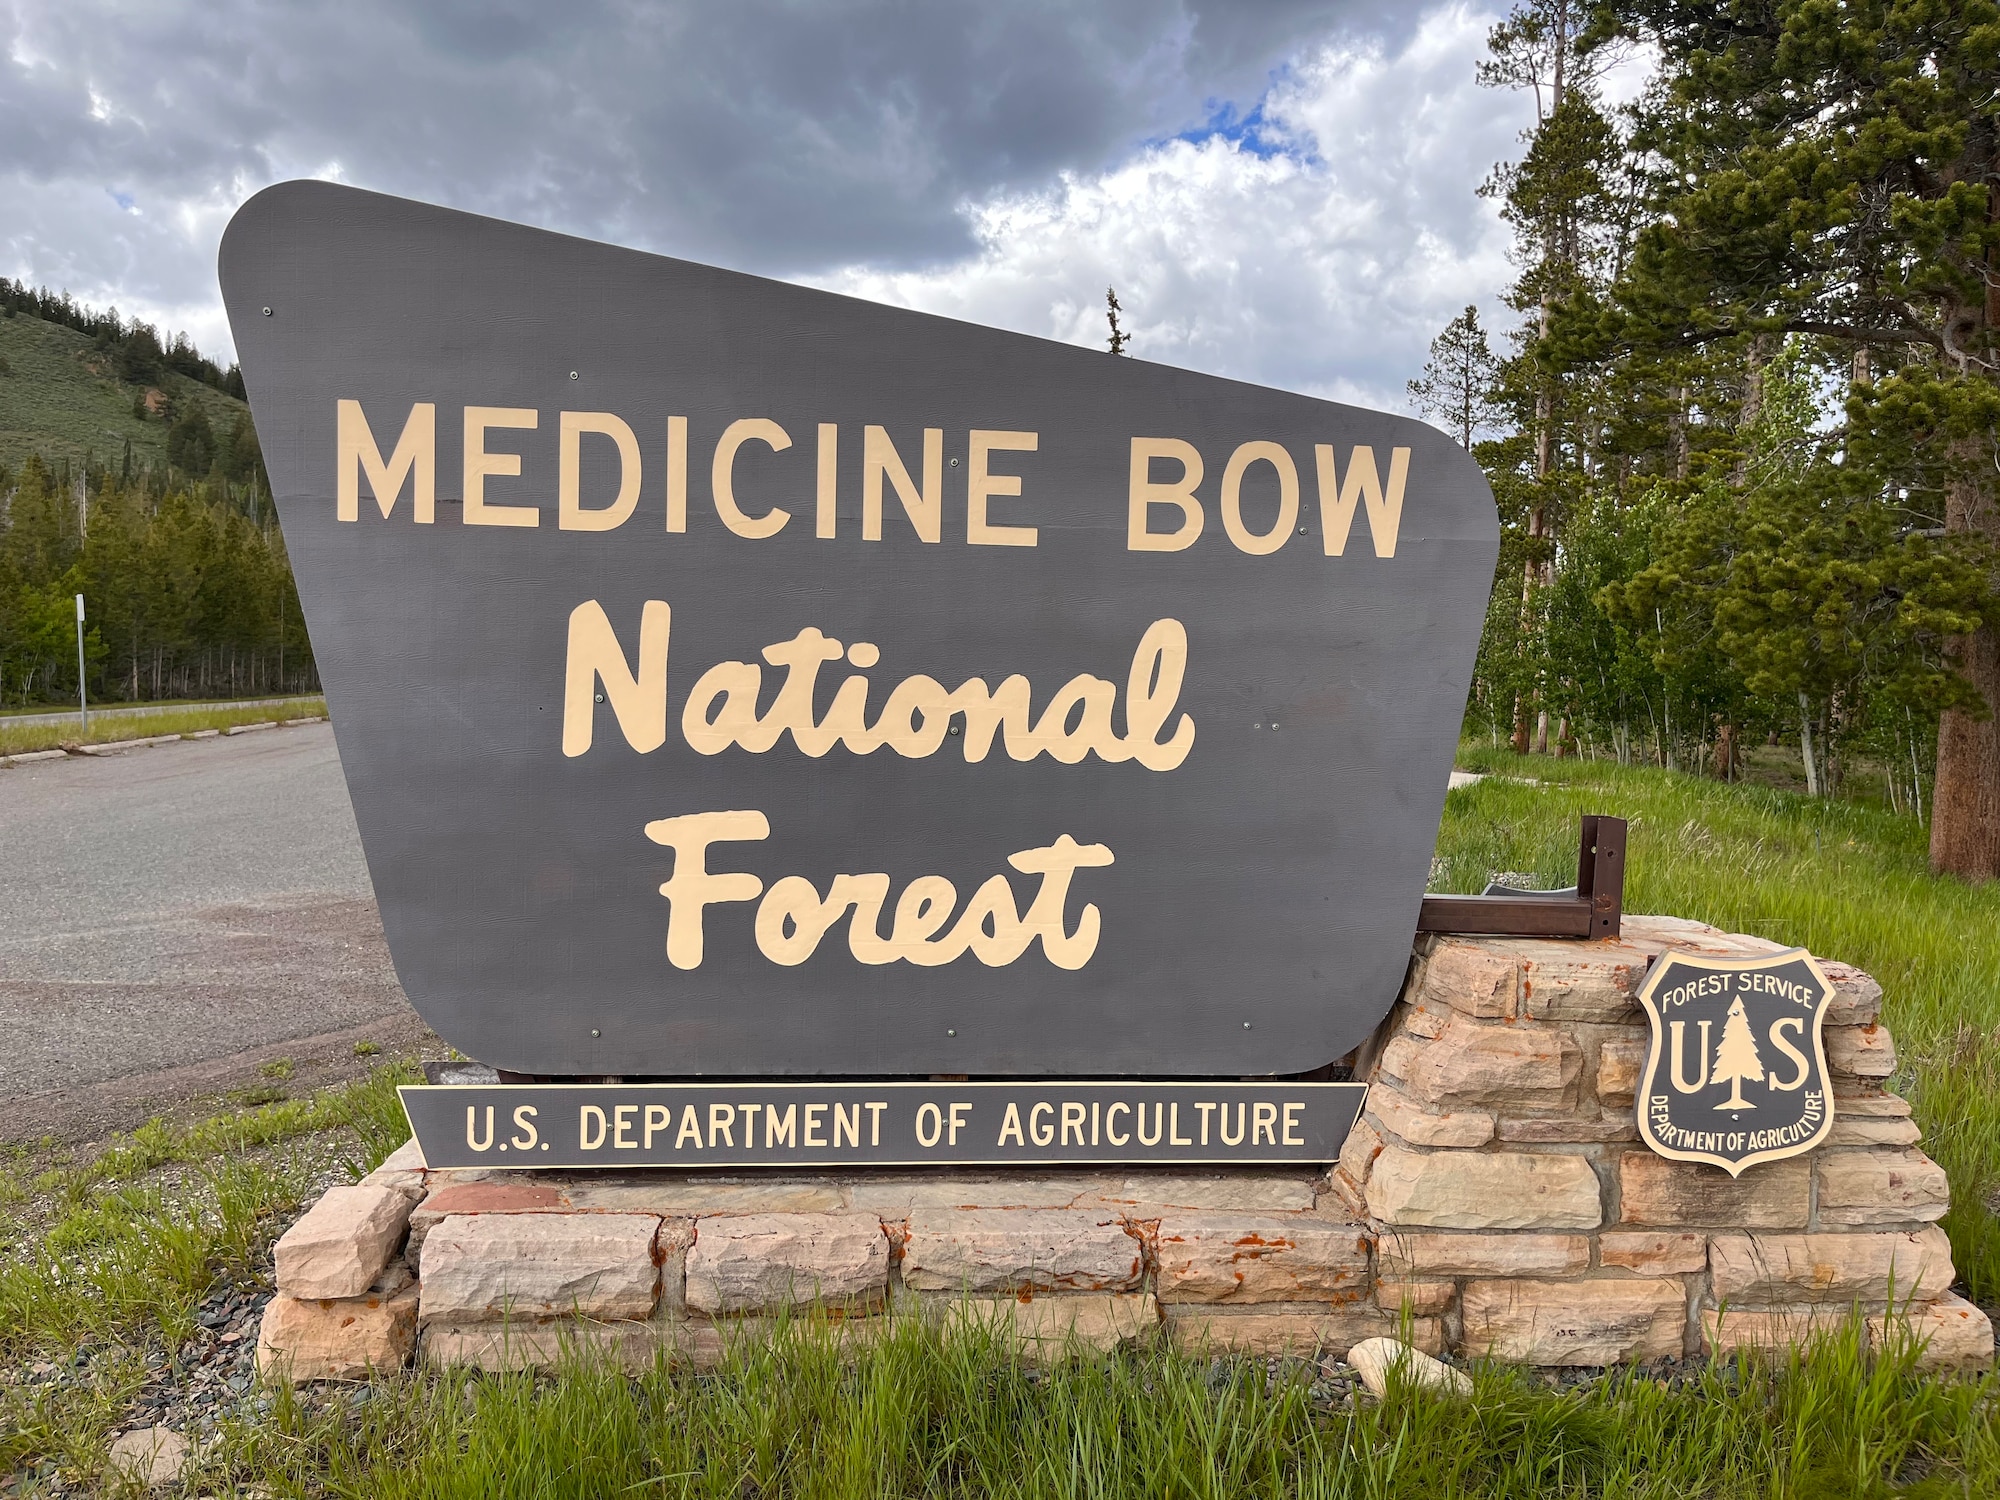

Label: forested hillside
[0,285,313,706]
[1414,0,2000,877]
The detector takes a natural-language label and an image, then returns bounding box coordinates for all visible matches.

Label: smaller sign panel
[400,1081,1367,1170]
[1635,948,1835,1177]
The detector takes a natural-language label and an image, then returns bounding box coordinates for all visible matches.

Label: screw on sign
[1634,948,1836,1176]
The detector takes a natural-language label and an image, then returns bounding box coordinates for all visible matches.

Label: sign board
[401,1080,1367,1170]
[1635,948,1836,1175]
[219,181,1498,1080]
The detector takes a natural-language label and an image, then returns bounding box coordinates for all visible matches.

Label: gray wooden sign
[401,1081,1368,1170]
[219,181,1498,1080]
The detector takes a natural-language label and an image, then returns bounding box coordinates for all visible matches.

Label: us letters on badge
[1634,948,1836,1176]
[217,182,1499,1080]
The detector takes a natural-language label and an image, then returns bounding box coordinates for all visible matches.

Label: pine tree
[1105,287,1130,356]
[1409,307,1501,450]
[1711,995,1765,1111]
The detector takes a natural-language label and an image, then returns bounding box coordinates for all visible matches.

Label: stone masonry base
[257,916,1993,1380]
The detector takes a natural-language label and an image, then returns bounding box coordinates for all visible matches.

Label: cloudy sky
[4,0,1555,412]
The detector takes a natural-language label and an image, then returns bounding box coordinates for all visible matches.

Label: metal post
[74,592,88,733]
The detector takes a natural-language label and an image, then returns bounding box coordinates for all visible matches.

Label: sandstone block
[1373,1280,1456,1315]
[1820,961,1883,1027]
[1090,1172,1319,1214]
[1461,1278,1685,1366]
[1596,1039,1647,1105]
[1375,1231,1589,1278]
[1164,1303,1443,1358]
[1367,1144,1600,1230]
[366,1137,428,1178]
[1376,1035,1428,1089]
[901,1209,1143,1293]
[949,1293,1158,1355]
[1815,1149,1950,1227]
[1496,1116,1637,1143]
[1151,1213,1369,1304]
[1701,1303,1860,1356]
[1404,1005,1450,1038]
[1827,1024,1897,1078]
[274,1180,423,1300]
[1618,1153,1809,1229]
[684,1212,888,1314]
[1709,1227,1954,1305]
[1827,1115,1922,1148]
[1415,940,1517,1020]
[1346,1335,1470,1396]
[419,1213,660,1322]
[422,1316,735,1373]
[1336,1115,1384,1190]
[256,1283,419,1381]
[1599,1231,1706,1275]
[1511,938,1654,1022]
[1401,1019,1581,1113]
[562,1180,848,1214]
[1365,1082,1494,1149]
[1831,1088,1911,1116]
[1871,1293,1994,1372]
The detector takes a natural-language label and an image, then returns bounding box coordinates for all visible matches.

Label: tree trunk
[1798,692,1820,798]
[1710,722,1736,781]
[1931,628,2000,874]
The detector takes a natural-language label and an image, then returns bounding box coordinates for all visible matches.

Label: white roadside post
[74,592,88,733]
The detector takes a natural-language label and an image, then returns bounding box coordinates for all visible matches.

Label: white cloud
[815,4,1529,413]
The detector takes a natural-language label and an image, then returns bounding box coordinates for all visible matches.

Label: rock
[1413,940,1518,1020]
[1373,1280,1456,1315]
[1709,1228,1955,1305]
[1814,1149,1951,1227]
[1831,1089,1912,1117]
[366,1137,429,1178]
[1150,1213,1369,1303]
[684,1212,888,1314]
[1167,1304,1443,1357]
[1335,1114,1384,1190]
[1870,1292,1994,1372]
[1375,1231,1590,1278]
[423,1317,731,1373]
[108,1426,189,1489]
[948,1293,1158,1356]
[1365,1082,1494,1148]
[902,1209,1143,1293]
[1827,1024,1897,1078]
[1085,1172,1320,1214]
[1398,1019,1581,1113]
[419,1213,661,1322]
[1618,1153,1809,1229]
[273,1180,424,1299]
[1345,1336,1472,1397]
[1366,1144,1601,1230]
[255,1284,420,1381]
[1827,1115,1923,1147]
[1701,1303,1863,1356]
[556,1180,847,1214]
[1460,1278,1685,1366]
[1495,1116,1637,1143]
[1820,961,1883,1027]
[1599,1231,1707,1274]
[1509,936,1656,1023]
[1595,1038,1647,1105]
[842,1170,1319,1215]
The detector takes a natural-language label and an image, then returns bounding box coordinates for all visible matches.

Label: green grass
[1443,746,2000,1300]
[66,1314,2000,1497]
[0,697,326,756]
[0,310,249,473]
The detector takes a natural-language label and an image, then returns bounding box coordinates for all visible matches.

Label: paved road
[0,695,311,731]
[0,725,422,1143]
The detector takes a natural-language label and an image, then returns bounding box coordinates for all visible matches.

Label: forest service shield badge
[1634,948,1836,1177]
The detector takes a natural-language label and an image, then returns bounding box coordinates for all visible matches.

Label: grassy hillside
[0,309,250,473]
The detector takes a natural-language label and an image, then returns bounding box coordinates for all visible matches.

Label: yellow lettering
[863,425,943,542]
[337,399,435,522]
[666,415,688,533]
[562,599,670,757]
[463,406,540,526]
[711,418,793,539]
[643,810,769,968]
[1314,444,1408,557]
[1220,441,1298,555]
[966,429,1038,546]
[559,411,642,531]
[1127,437,1204,551]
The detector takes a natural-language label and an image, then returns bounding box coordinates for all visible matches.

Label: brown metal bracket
[1417,814,1625,939]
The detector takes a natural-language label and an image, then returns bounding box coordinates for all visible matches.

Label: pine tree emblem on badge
[1634,948,1836,1176]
